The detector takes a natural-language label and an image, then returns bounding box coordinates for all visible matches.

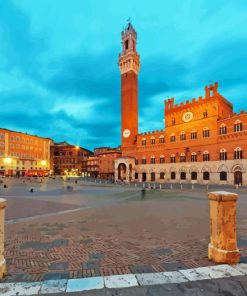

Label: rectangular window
[180,133,186,141]
[151,158,155,164]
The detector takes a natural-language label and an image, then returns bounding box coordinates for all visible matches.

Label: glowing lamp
[41,160,47,166]
[3,158,12,164]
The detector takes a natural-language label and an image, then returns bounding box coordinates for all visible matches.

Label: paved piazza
[1,177,247,283]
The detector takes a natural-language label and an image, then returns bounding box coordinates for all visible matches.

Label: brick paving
[1,179,247,283]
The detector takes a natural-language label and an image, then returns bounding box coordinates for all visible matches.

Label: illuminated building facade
[0,128,51,176]
[115,23,247,186]
[51,142,92,175]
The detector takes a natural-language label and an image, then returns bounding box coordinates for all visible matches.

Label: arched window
[180,131,186,141]
[160,172,165,179]
[150,156,156,164]
[170,134,176,142]
[180,172,186,180]
[203,127,210,138]
[234,147,243,160]
[191,172,197,180]
[171,172,176,180]
[141,157,146,164]
[170,154,176,163]
[234,120,243,132]
[150,136,155,145]
[219,123,227,135]
[135,158,139,165]
[141,138,146,146]
[203,171,210,180]
[160,155,165,163]
[220,171,227,181]
[203,151,210,161]
[191,130,197,140]
[203,110,208,118]
[159,135,165,143]
[180,153,186,162]
[220,148,227,160]
[191,152,197,162]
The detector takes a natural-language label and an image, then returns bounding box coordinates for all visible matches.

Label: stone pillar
[208,191,240,264]
[0,198,6,278]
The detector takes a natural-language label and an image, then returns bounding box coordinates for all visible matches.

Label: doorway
[234,171,242,185]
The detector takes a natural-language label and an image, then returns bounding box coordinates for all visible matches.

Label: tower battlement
[164,82,220,112]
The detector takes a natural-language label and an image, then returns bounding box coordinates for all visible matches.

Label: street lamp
[3,158,12,165]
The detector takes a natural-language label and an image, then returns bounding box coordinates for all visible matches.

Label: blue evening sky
[0,0,247,150]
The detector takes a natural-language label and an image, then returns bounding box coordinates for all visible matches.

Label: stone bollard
[170,183,173,190]
[160,184,162,190]
[208,191,240,264]
[0,198,7,278]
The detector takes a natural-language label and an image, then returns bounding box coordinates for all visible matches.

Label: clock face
[182,112,193,123]
[123,129,131,138]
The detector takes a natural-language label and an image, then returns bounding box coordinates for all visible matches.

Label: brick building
[51,142,92,175]
[0,128,52,176]
[98,148,121,180]
[115,23,247,186]
[85,147,121,179]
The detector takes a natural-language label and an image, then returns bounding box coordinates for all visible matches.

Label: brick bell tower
[118,22,140,148]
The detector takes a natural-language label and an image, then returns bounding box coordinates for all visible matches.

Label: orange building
[51,142,92,175]
[115,23,247,186]
[0,128,52,176]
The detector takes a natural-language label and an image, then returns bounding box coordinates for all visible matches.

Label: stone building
[0,128,52,176]
[115,23,247,186]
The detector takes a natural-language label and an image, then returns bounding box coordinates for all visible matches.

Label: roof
[0,127,52,141]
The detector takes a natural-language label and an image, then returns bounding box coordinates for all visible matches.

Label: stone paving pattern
[1,178,247,283]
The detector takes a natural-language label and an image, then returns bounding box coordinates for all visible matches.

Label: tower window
[125,40,129,50]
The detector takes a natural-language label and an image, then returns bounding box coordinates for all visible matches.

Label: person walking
[141,188,146,200]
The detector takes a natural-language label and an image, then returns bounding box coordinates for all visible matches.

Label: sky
[0,0,247,151]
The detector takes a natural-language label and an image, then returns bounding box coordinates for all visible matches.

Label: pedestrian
[141,188,146,200]
[30,188,34,193]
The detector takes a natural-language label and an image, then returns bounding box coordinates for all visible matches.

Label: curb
[0,263,247,295]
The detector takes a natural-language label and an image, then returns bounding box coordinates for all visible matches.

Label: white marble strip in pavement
[0,263,246,295]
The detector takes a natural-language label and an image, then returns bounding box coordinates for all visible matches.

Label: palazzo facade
[115,23,247,186]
